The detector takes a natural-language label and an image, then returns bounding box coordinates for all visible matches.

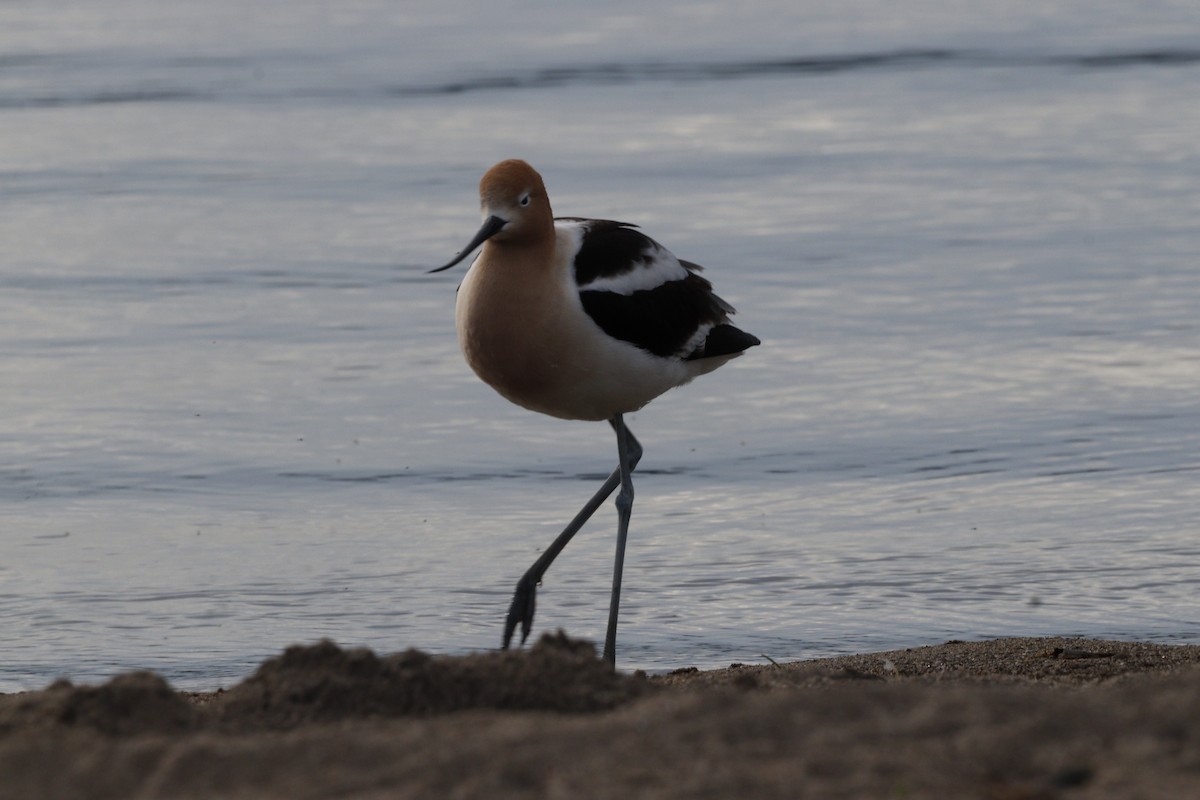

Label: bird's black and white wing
[559,218,759,361]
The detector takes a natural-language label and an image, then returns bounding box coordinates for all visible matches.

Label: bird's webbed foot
[502,575,538,650]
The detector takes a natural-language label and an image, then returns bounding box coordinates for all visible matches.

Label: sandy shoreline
[2,634,1198,798]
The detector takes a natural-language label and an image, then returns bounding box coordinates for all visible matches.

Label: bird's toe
[502,577,538,649]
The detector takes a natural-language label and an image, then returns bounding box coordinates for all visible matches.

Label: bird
[429,159,759,667]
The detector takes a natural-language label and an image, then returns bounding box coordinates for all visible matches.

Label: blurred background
[2,0,1198,690]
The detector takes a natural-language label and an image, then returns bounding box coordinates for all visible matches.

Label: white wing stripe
[576,245,689,294]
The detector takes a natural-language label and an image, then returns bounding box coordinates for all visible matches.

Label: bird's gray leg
[602,413,640,668]
[502,417,643,655]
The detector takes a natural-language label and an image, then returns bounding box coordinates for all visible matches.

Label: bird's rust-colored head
[429,160,554,273]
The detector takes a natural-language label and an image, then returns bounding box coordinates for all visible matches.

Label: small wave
[2,47,1197,109]
[0,88,205,110]
[1068,49,1200,68]
[394,47,1200,97]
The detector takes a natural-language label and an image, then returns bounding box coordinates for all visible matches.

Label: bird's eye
[519,193,531,207]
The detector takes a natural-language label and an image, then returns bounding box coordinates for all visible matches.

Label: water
[2,1,1199,691]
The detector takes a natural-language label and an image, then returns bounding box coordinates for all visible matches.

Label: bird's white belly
[528,326,695,421]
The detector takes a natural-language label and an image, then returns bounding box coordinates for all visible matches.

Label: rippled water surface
[2,1,1199,690]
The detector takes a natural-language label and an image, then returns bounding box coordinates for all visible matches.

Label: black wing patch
[566,217,760,360]
[559,218,656,286]
[579,272,732,358]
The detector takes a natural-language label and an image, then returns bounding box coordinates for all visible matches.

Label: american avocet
[430,159,759,667]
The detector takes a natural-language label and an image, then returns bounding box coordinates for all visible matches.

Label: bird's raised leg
[502,418,643,654]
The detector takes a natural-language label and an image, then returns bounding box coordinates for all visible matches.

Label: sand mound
[209,631,649,729]
[2,636,1200,798]
[0,672,199,737]
[1,632,648,738]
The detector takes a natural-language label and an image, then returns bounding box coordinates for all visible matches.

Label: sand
[2,633,1199,799]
